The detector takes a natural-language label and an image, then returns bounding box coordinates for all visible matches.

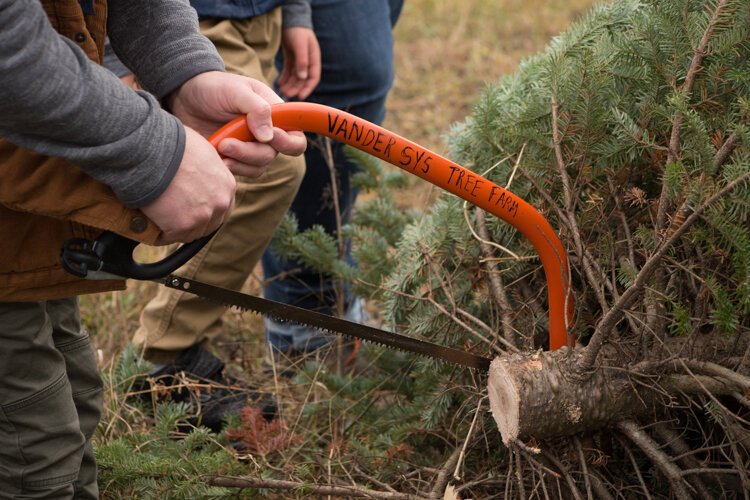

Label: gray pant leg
[0,299,102,499]
[49,298,103,499]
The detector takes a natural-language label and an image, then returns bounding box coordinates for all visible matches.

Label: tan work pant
[132,10,305,362]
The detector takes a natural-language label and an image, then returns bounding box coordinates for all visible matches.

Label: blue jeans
[262,0,403,352]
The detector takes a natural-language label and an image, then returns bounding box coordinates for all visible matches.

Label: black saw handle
[60,104,231,281]
[60,230,214,280]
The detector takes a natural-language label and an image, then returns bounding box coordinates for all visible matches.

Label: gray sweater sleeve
[0,0,224,208]
[107,0,225,99]
[282,0,313,29]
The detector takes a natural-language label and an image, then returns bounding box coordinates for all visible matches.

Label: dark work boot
[139,344,277,432]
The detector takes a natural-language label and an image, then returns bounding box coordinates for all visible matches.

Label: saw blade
[162,275,491,371]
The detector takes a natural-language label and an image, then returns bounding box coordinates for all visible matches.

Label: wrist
[165,70,224,113]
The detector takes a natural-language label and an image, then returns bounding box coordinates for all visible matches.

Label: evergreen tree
[275,0,750,496]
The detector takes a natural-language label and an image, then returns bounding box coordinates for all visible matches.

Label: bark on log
[486,348,743,445]
[487,349,653,444]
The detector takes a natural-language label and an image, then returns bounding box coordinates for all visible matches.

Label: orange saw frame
[211,102,574,350]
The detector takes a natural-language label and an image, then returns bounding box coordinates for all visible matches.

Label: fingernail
[298,70,308,80]
[257,125,273,142]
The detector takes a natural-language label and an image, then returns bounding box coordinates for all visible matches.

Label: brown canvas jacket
[0,0,160,302]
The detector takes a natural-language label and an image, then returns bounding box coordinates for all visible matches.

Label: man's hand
[141,126,236,244]
[167,71,307,178]
[279,27,321,101]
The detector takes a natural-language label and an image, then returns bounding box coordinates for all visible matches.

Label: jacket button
[130,216,148,233]
[74,32,86,43]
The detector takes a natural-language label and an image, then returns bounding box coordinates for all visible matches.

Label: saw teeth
[228,304,341,336]
[165,278,491,371]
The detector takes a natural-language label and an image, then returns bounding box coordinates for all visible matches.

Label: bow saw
[61,102,574,371]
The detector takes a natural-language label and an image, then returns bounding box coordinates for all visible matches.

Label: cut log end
[487,357,520,445]
[486,349,644,444]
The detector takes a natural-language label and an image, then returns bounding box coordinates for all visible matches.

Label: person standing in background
[130,0,318,431]
[262,0,404,362]
[130,0,405,431]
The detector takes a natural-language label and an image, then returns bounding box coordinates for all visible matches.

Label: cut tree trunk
[488,349,640,444]
[486,348,740,445]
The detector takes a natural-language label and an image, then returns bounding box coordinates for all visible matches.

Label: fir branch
[657,0,730,231]
[539,448,584,500]
[669,358,750,428]
[579,169,750,372]
[724,419,750,492]
[677,358,750,390]
[653,423,714,497]
[714,131,740,168]
[573,437,594,500]
[428,447,461,499]
[551,94,574,210]
[682,0,730,102]
[419,241,512,353]
[426,295,510,354]
[323,138,347,319]
[618,436,654,500]
[740,341,750,375]
[617,420,692,498]
[453,397,484,481]
[529,153,611,320]
[474,208,516,346]
[208,475,425,499]
[513,449,527,498]
[551,92,615,327]
[647,0,732,359]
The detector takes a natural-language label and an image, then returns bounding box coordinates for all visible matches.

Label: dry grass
[385,0,596,207]
[388,0,595,150]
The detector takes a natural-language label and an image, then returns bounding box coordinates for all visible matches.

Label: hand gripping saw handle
[61,102,574,350]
